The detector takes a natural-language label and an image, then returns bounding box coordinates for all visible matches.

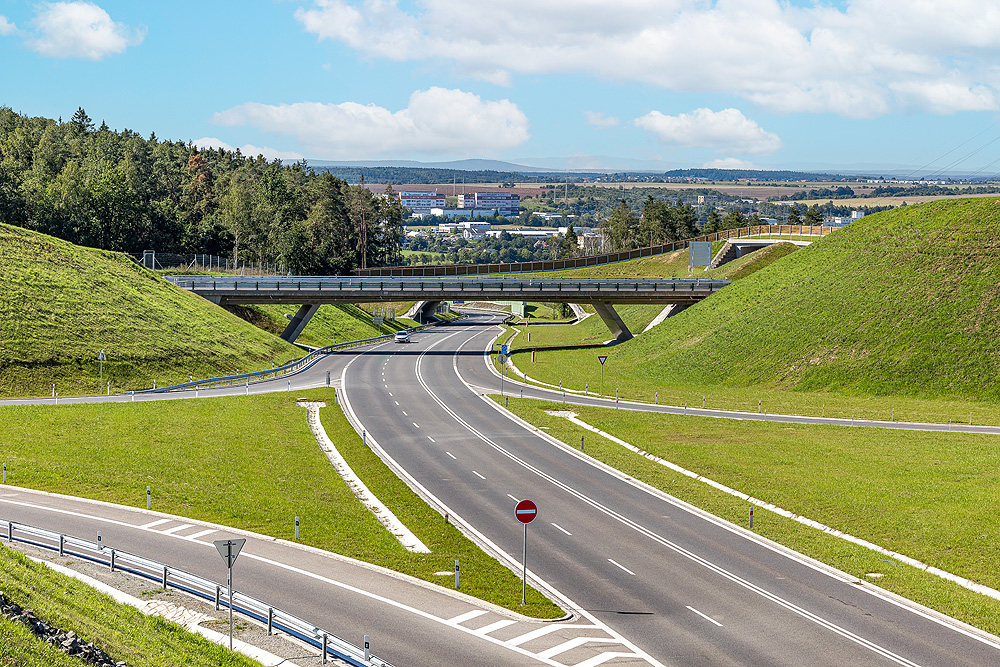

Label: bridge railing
[358,224,834,277]
[2,519,391,667]
[166,276,731,296]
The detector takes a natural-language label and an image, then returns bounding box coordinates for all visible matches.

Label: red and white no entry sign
[514,499,537,524]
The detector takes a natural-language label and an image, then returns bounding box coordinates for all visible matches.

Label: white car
[394,331,410,344]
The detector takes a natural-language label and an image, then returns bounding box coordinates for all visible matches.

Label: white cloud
[212,87,530,159]
[584,111,619,128]
[0,15,17,36]
[294,0,1000,117]
[702,157,759,170]
[634,108,783,155]
[29,2,144,60]
[192,138,305,162]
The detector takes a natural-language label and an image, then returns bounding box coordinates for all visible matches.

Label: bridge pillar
[592,303,633,342]
[281,304,321,343]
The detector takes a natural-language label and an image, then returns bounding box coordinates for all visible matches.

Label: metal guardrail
[134,323,439,394]
[358,224,834,277]
[2,519,392,667]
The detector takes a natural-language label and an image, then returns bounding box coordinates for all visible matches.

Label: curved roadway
[2,312,999,667]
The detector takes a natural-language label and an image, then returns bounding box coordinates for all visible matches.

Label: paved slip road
[2,312,1000,666]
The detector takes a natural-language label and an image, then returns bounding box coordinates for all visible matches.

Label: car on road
[394,331,410,343]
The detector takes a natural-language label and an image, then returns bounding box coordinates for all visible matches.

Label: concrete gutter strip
[28,556,289,667]
[550,410,1000,605]
[304,402,431,554]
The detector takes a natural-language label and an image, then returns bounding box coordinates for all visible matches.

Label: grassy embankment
[502,198,1000,425]
[0,390,562,619]
[0,224,301,398]
[228,302,415,348]
[0,546,257,667]
[496,398,1000,635]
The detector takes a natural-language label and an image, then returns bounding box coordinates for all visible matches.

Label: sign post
[514,499,537,604]
[97,349,106,391]
[214,538,246,649]
[598,355,608,396]
[499,344,509,397]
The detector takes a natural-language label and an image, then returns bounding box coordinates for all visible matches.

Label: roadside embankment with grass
[227,302,413,348]
[0,545,257,667]
[0,390,563,619]
[498,198,1000,425]
[0,224,300,398]
[496,397,1000,635]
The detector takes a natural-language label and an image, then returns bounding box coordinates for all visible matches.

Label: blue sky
[4,0,1000,174]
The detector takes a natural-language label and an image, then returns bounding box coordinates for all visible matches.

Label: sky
[4,0,1000,174]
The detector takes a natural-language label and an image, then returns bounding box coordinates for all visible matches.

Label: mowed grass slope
[0,224,299,397]
[0,390,561,618]
[530,198,1000,402]
[0,546,257,667]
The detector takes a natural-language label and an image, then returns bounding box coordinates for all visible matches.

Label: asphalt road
[3,312,1000,666]
[339,312,1000,666]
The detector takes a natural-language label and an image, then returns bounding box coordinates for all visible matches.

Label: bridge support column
[592,303,633,343]
[405,301,441,324]
[281,304,321,343]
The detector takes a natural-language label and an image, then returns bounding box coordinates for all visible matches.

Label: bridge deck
[165,276,731,306]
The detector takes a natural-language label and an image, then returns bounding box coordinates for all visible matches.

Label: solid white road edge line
[340,331,663,666]
[471,319,1000,654]
[560,411,1000,607]
[457,321,925,666]
[1,494,564,667]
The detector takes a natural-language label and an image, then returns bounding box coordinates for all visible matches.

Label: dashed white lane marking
[686,605,723,627]
[160,523,194,535]
[140,518,170,529]
[446,452,457,459]
[551,522,572,536]
[607,559,635,576]
[505,623,599,647]
[394,401,399,406]
[413,422,420,428]
[185,528,216,540]
[472,471,486,480]
[388,392,393,397]
[538,637,620,659]
[427,436,436,443]
[475,619,517,635]
[402,411,408,416]
[507,494,519,502]
[449,609,489,624]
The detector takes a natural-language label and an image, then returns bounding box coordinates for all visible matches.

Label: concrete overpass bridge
[165,275,730,343]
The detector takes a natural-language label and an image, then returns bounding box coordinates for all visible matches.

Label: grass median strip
[0,545,257,667]
[0,390,562,619]
[494,396,1000,636]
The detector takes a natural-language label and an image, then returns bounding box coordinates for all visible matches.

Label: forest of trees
[0,107,404,274]
[600,196,699,251]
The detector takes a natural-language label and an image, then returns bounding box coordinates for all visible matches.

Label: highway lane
[340,312,1000,666]
[0,486,605,667]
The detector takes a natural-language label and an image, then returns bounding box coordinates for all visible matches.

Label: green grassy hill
[228,302,414,349]
[602,198,1000,400]
[706,241,800,280]
[0,224,300,397]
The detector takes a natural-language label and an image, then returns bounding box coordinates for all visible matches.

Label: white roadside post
[214,538,247,650]
[97,349,106,393]
[514,499,537,604]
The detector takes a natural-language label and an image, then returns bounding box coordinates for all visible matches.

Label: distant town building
[398,191,446,214]
[458,191,520,216]
[430,208,497,219]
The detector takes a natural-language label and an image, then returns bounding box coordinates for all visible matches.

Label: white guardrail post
[1,519,389,667]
